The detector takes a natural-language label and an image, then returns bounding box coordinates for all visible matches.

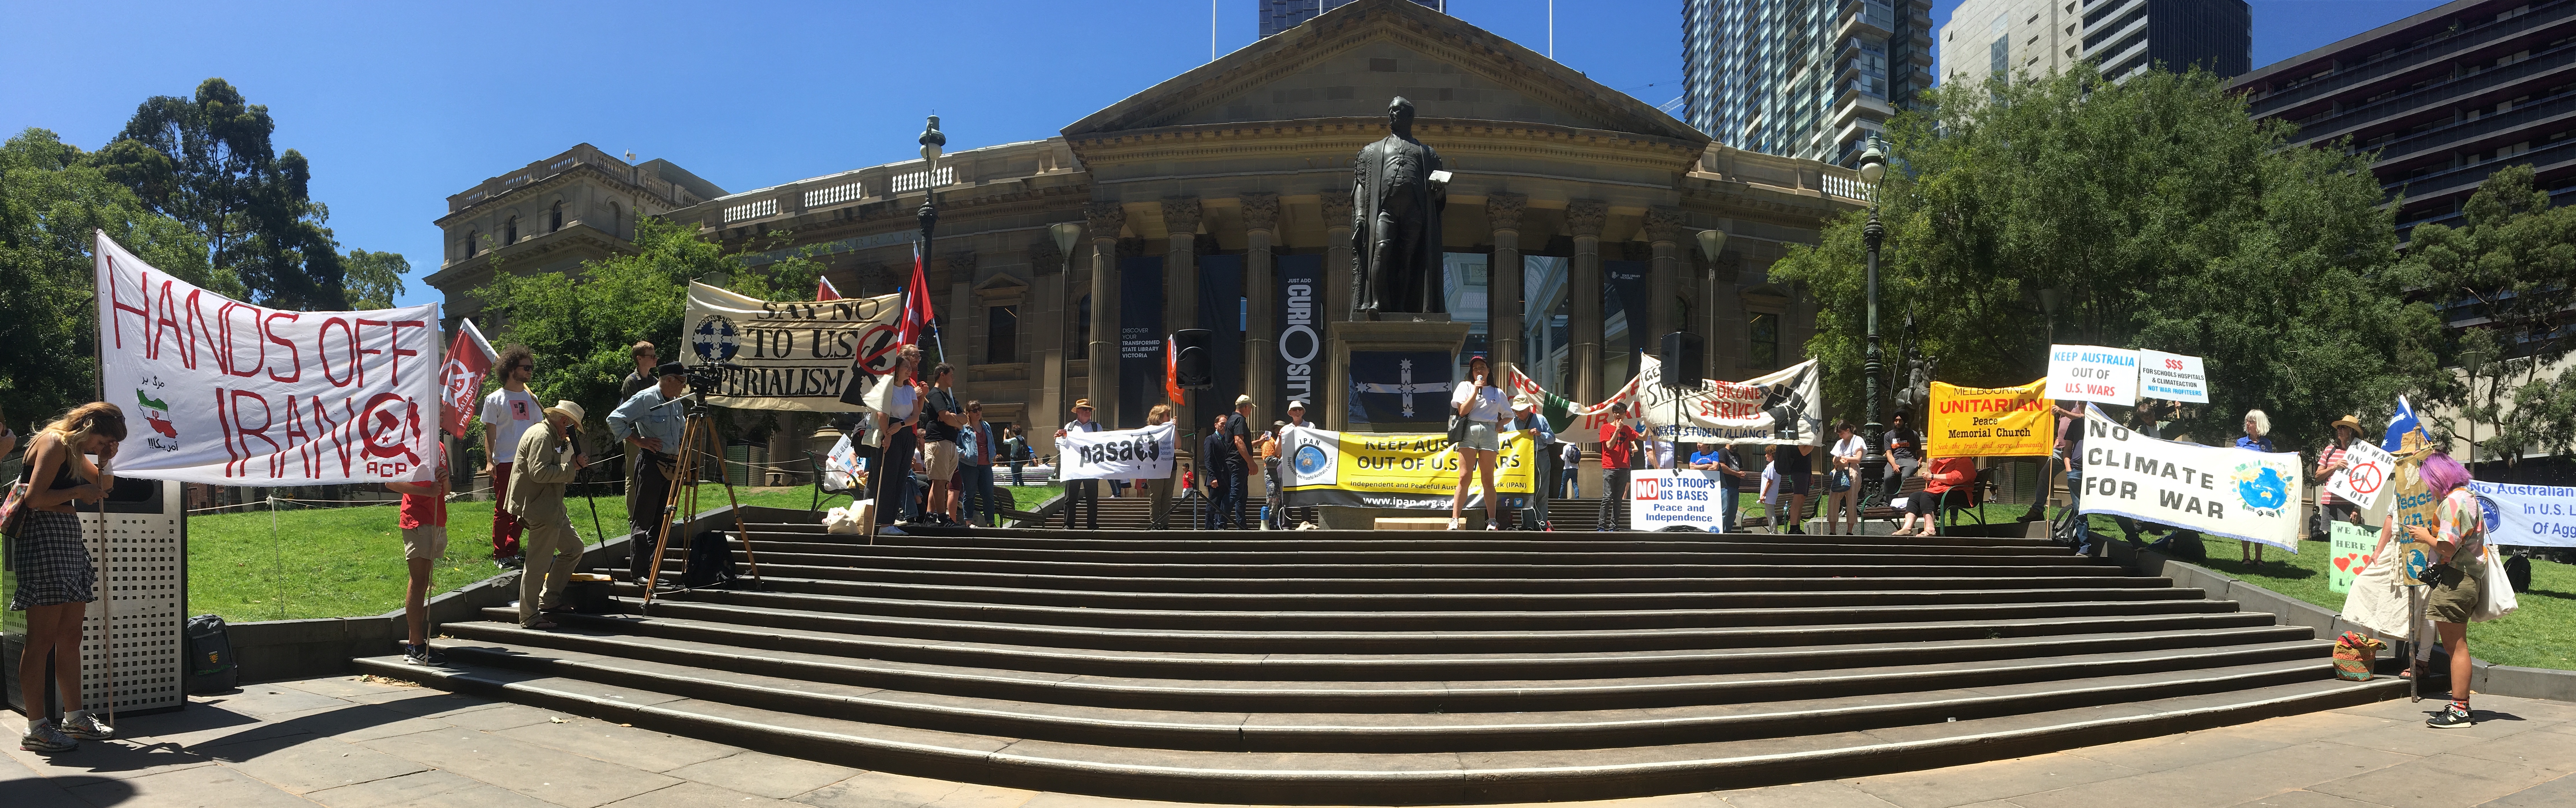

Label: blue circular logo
[692,315,740,362]
[2477,494,2500,533]
[1293,444,1329,475]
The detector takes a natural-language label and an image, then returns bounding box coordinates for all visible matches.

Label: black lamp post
[917,116,945,257]
[1856,138,1890,508]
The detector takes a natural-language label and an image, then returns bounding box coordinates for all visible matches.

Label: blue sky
[2,1,2439,311]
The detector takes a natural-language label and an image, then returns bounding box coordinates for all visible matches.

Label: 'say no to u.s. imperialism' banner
[680,281,902,412]
[1927,379,2057,457]
[1277,425,1535,509]
[94,231,441,485]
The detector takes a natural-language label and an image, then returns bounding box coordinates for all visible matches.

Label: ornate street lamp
[1857,137,1890,508]
[917,116,946,253]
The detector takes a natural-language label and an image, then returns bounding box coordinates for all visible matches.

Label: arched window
[549,201,563,233]
[504,216,519,245]
[465,230,479,257]
[607,202,622,238]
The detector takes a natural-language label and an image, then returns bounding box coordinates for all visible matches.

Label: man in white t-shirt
[477,346,542,568]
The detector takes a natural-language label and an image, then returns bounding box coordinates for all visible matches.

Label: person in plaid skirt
[11,402,125,752]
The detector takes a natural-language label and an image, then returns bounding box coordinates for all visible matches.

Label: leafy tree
[469,217,820,439]
[93,78,351,309]
[2403,165,2576,463]
[1769,64,2447,455]
[342,249,411,309]
[0,128,232,427]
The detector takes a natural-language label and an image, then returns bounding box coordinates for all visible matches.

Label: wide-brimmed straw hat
[2331,415,2363,433]
[1071,399,1094,411]
[544,400,586,425]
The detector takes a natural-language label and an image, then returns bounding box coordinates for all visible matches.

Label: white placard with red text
[94,230,441,485]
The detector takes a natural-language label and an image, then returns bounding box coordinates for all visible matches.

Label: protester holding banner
[2237,409,2277,564]
[1513,394,1553,530]
[1056,399,1102,530]
[385,442,451,668]
[1826,423,1865,535]
[1136,405,1176,529]
[608,363,688,577]
[11,403,125,751]
[479,346,541,568]
[1449,356,1512,531]
[876,346,925,530]
[1689,443,1740,533]
[1597,403,1643,532]
[2316,415,2365,531]
[507,401,591,629]
[2380,451,2490,729]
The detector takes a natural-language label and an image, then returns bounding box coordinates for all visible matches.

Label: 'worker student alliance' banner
[680,281,904,412]
[1055,423,1177,481]
[1278,425,1537,508]
[94,231,442,485]
[2075,404,2304,551]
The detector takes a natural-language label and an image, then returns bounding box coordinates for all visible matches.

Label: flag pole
[89,230,114,729]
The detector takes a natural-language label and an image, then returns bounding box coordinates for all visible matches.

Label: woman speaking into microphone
[1448,355,1512,531]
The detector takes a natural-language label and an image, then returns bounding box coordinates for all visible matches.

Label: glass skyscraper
[1683,0,1936,166]
[1261,0,1446,38]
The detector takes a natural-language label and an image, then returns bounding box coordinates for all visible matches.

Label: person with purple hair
[2379,450,2488,729]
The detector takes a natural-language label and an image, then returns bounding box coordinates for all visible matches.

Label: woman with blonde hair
[12,402,126,752]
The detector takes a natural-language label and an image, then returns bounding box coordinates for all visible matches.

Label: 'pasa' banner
[1056,423,1176,481]
[1278,424,1535,508]
[94,231,439,484]
[1927,380,2056,457]
[437,319,496,436]
[2075,405,2302,551]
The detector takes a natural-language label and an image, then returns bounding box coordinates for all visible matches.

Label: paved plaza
[4,675,2570,808]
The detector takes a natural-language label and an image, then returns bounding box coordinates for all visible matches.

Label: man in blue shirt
[1689,443,1744,533]
[607,362,688,579]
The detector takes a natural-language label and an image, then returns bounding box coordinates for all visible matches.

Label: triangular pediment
[1062,0,1706,144]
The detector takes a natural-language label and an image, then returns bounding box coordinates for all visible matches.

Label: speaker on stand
[1659,332,1703,471]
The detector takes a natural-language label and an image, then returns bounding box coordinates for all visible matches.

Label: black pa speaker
[1174,329,1215,389]
[1661,332,1704,388]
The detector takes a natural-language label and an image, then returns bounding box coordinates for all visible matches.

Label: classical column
[1028,238,1066,457]
[1241,193,1280,412]
[1162,197,1202,416]
[1645,206,1684,353]
[1084,201,1125,429]
[945,249,977,367]
[1486,193,1527,383]
[1319,189,1356,431]
[1565,199,1608,405]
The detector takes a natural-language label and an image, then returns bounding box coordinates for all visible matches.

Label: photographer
[607,362,689,579]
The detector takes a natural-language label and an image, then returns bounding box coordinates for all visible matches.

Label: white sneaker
[21,718,76,752]
[62,711,113,741]
[1445,518,1463,530]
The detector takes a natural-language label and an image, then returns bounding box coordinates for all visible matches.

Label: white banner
[2048,345,2139,405]
[1627,469,1731,531]
[2137,349,2209,404]
[94,231,440,485]
[2466,480,2576,548]
[1526,357,1824,447]
[2075,405,2303,551]
[681,281,902,412]
[2322,439,2399,510]
[1056,423,1177,481]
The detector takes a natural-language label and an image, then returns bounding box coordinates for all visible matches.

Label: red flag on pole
[897,243,935,348]
[1165,335,1185,406]
[815,275,842,301]
[437,319,497,436]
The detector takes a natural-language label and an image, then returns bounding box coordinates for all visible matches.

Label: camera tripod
[638,390,766,604]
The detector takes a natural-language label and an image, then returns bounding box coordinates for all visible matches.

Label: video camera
[686,362,737,396]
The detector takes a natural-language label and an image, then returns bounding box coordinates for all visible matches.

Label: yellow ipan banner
[1927,379,2057,457]
[1276,425,1537,508]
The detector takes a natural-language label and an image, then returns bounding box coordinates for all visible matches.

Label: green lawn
[187,482,1062,622]
[2168,527,2576,673]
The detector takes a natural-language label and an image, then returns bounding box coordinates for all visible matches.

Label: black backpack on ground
[185,614,238,693]
[2504,551,2532,593]
[2149,531,2208,562]
[680,529,740,590]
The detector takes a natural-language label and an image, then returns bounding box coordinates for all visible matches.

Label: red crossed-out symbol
[2348,461,2386,495]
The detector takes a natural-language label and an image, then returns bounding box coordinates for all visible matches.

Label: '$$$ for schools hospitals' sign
[2075,405,2304,552]
[1278,425,1535,509]
[93,231,441,485]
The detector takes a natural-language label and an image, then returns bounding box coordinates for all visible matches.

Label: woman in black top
[13,402,126,751]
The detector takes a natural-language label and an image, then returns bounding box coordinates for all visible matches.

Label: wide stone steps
[360,520,2401,803]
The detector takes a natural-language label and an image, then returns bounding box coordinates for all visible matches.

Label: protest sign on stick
[2323,439,2398,511]
[2137,349,2210,404]
[94,230,441,485]
[1926,380,2055,457]
[2048,345,2139,405]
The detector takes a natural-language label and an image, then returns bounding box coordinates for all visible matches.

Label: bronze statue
[1349,97,1448,316]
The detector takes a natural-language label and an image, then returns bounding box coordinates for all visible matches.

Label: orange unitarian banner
[1926,379,2056,457]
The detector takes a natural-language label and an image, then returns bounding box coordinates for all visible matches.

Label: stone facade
[424,0,1864,462]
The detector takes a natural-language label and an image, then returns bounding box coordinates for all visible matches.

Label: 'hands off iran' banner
[94,231,442,485]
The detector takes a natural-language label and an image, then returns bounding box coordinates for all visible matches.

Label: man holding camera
[608,362,689,580]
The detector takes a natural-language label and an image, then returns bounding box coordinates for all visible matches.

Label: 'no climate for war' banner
[93,231,442,485]
[2076,405,2304,551]
[1278,425,1536,509]
[1926,380,2056,457]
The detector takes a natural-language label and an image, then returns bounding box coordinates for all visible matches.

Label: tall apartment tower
[1942,0,2248,88]
[1260,0,1444,37]
[2233,0,2576,236]
[1683,0,1939,167]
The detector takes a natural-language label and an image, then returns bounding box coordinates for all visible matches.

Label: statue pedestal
[1323,319,1472,432]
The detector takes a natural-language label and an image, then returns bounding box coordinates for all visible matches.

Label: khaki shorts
[402,525,450,561]
[925,440,960,479]
[2424,562,2484,624]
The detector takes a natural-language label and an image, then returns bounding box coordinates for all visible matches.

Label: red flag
[1164,335,1185,406]
[815,275,842,301]
[436,319,497,436]
[897,243,935,348]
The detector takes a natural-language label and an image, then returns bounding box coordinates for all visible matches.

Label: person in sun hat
[508,399,592,629]
[1055,398,1102,530]
[1510,391,1553,530]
